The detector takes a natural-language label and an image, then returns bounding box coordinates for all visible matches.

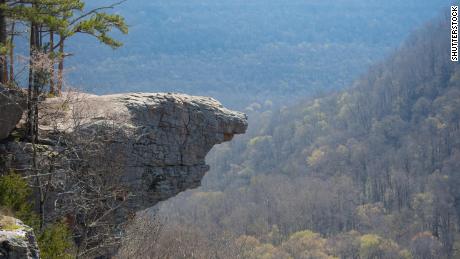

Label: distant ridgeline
[66,0,447,108]
[143,17,460,258]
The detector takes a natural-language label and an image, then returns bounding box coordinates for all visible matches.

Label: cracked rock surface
[40,92,248,210]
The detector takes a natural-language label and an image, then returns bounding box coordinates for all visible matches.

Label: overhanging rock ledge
[37,92,248,211]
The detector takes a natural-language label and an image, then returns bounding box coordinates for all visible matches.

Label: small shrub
[38,221,75,259]
[0,173,76,258]
[0,172,39,229]
[0,172,31,210]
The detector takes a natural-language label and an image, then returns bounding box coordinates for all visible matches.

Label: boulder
[0,87,26,141]
[0,216,39,259]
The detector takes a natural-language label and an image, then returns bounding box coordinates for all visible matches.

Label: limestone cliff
[1,91,247,223]
[40,92,248,210]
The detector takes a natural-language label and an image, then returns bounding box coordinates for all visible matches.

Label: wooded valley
[124,17,460,259]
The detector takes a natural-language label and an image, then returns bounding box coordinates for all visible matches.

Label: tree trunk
[32,25,40,141]
[27,22,41,139]
[57,34,64,95]
[0,0,7,84]
[29,22,45,229]
[49,31,55,95]
[9,21,14,83]
[27,24,37,138]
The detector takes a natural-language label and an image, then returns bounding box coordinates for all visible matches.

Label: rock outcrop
[39,92,247,210]
[0,87,26,141]
[0,92,247,257]
[0,216,39,259]
[1,92,247,217]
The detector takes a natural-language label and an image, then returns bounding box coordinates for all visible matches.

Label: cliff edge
[0,91,247,256]
[40,92,248,209]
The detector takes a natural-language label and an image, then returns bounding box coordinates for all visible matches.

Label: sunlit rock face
[39,92,248,211]
[0,217,39,259]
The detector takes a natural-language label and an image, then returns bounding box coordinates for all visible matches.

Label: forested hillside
[66,0,446,108]
[120,17,460,258]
